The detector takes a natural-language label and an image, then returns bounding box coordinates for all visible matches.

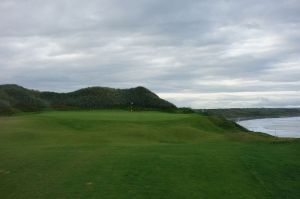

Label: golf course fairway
[0,110,299,198]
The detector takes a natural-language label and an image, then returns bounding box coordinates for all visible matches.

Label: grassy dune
[0,110,299,198]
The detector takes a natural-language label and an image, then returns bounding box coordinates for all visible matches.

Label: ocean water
[237,117,300,138]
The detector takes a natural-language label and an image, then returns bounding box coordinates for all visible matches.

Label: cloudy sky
[0,0,300,108]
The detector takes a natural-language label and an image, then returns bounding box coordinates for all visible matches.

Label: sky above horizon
[0,0,300,108]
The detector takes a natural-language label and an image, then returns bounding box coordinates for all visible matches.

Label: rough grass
[0,110,299,199]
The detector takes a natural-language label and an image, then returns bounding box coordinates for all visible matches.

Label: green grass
[0,110,299,199]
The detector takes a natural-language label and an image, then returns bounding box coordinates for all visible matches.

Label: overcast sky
[0,0,300,108]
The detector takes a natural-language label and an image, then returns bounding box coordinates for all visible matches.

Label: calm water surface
[238,117,300,138]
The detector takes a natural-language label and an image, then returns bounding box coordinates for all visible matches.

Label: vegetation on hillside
[0,84,47,114]
[198,108,300,120]
[0,84,176,115]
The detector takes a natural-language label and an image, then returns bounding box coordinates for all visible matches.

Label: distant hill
[0,84,176,115]
[198,108,300,121]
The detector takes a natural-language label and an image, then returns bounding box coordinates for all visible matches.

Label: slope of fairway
[0,110,299,199]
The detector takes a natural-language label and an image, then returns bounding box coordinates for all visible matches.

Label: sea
[237,117,300,138]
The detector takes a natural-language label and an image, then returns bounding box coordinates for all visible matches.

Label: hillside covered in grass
[0,84,176,115]
[0,110,299,199]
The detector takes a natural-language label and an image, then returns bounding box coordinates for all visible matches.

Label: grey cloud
[0,0,300,108]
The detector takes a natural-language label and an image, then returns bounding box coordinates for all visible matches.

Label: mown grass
[0,110,299,199]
